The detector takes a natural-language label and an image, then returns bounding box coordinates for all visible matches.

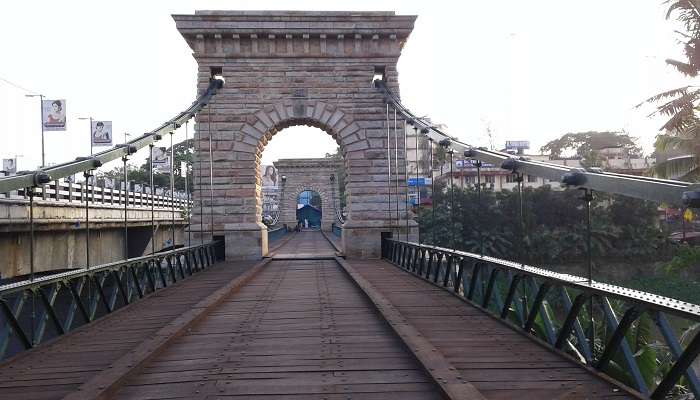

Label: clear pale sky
[0,0,692,172]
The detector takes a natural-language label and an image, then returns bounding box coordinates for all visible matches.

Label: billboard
[2,159,17,174]
[459,159,495,168]
[180,161,187,177]
[42,99,66,131]
[505,140,530,150]
[261,165,278,188]
[152,147,169,170]
[91,120,113,147]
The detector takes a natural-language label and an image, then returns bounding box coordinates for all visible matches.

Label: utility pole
[24,94,45,167]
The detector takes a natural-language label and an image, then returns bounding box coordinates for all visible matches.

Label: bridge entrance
[174,11,418,259]
[274,157,340,234]
[296,190,322,229]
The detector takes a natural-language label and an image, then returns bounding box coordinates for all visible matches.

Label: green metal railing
[0,242,218,361]
[383,238,700,399]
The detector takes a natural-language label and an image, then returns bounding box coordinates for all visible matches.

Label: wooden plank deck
[111,258,443,399]
[0,232,638,399]
[347,259,638,400]
[0,261,257,400]
[270,230,337,259]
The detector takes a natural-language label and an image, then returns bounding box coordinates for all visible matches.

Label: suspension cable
[414,126,421,242]
[0,78,224,195]
[394,107,400,239]
[405,118,411,242]
[386,104,394,238]
[373,79,698,206]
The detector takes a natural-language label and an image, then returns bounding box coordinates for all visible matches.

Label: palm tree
[642,1,700,179]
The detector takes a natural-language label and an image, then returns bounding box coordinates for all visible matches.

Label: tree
[97,139,194,192]
[641,1,700,178]
[540,131,642,167]
[325,147,347,209]
[419,185,670,263]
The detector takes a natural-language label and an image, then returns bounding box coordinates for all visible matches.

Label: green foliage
[643,1,700,178]
[98,139,193,192]
[420,185,672,263]
[539,131,642,167]
[663,243,700,273]
[325,147,347,208]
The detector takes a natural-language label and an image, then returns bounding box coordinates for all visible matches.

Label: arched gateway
[274,158,342,233]
[174,11,417,259]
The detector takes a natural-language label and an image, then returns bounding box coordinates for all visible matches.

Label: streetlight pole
[25,94,45,168]
[78,117,94,155]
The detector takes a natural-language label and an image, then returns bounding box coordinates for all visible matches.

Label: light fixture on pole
[24,94,45,168]
[78,116,94,155]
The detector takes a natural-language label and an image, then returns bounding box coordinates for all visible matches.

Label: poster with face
[134,183,142,192]
[152,147,169,171]
[261,165,278,188]
[103,177,115,189]
[42,99,66,131]
[91,120,113,146]
[2,159,17,174]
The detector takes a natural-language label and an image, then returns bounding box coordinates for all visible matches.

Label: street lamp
[25,94,45,168]
[78,116,93,155]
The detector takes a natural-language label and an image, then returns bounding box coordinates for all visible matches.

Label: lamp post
[78,116,94,155]
[24,94,45,168]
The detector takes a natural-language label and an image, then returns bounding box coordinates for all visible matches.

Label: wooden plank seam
[60,258,272,400]
[334,256,487,400]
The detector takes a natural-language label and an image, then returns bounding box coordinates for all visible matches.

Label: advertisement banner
[261,165,278,188]
[42,99,66,131]
[2,159,17,174]
[91,120,113,147]
[152,147,169,171]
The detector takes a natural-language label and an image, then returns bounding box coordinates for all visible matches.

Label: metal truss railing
[331,222,342,238]
[2,178,189,209]
[267,226,287,242]
[383,238,700,400]
[374,79,700,207]
[0,241,218,362]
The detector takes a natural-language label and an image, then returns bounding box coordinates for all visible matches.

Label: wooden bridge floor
[0,232,637,399]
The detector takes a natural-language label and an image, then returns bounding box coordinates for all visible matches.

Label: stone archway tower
[174,11,417,259]
[274,158,341,233]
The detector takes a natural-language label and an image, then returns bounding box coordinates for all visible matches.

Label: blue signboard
[407,177,432,187]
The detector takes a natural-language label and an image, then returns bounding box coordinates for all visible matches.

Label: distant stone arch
[275,159,341,234]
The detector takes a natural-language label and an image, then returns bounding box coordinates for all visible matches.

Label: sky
[0,0,694,173]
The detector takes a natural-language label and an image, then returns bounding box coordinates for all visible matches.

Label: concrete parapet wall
[0,199,184,232]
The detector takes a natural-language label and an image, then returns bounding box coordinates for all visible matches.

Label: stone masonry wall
[175,11,417,259]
